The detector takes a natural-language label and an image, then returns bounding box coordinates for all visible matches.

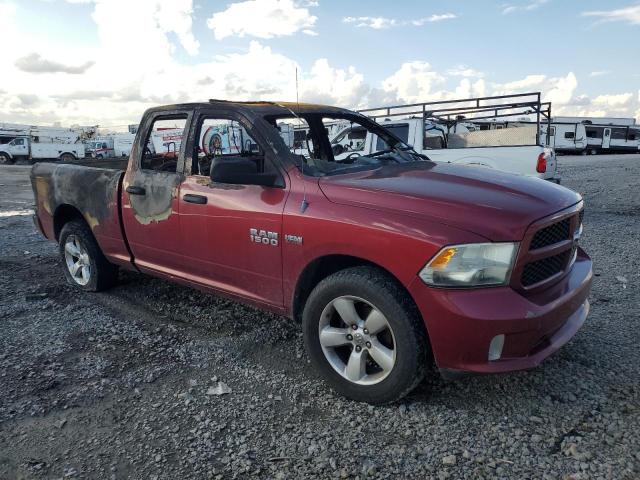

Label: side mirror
[210,158,278,187]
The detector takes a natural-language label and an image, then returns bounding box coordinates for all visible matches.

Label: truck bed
[58,157,129,170]
[31,161,130,264]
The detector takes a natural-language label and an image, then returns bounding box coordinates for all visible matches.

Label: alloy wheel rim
[318,295,396,385]
[64,235,91,285]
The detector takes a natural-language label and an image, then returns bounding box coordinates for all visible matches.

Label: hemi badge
[285,234,303,245]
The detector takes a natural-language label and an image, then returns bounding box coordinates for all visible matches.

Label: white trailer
[553,116,637,126]
[544,116,640,154]
[583,123,640,154]
[540,123,588,154]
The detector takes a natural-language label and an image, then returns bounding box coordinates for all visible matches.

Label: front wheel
[59,220,118,291]
[0,153,14,165]
[302,266,428,404]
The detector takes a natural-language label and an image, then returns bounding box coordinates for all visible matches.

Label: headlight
[419,243,518,287]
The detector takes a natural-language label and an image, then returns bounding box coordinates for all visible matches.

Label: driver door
[178,111,289,308]
[121,111,191,276]
[12,138,29,156]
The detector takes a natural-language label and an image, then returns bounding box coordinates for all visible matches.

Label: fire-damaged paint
[125,169,182,225]
[31,100,593,380]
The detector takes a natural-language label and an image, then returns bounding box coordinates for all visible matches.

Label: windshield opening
[264,112,424,176]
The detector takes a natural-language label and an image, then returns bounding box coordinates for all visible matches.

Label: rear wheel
[0,153,14,165]
[302,266,427,404]
[59,153,76,162]
[59,220,118,292]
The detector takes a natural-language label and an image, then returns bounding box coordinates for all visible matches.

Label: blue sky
[2,0,639,127]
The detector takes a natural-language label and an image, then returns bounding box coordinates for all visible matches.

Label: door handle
[126,185,146,195]
[183,194,207,205]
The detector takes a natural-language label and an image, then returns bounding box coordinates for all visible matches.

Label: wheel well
[292,255,416,324]
[53,204,85,240]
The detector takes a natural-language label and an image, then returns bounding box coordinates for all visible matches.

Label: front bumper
[408,248,592,376]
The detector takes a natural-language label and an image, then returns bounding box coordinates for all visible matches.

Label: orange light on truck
[429,247,457,268]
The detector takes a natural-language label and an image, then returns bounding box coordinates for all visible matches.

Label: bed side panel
[30,162,130,265]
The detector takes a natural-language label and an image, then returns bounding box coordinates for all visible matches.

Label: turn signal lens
[429,247,457,268]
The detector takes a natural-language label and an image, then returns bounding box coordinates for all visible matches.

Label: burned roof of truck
[144,100,356,118]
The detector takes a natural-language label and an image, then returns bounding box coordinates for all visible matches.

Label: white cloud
[343,13,457,29]
[447,65,484,78]
[207,0,318,40]
[419,13,457,23]
[382,62,446,103]
[299,59,368,106]
[545,72,578,104]
[497,74,546,91]
[343,16,397,29]
[582,4,640,25]
[593,93,634,107]
[589,70,611,77]
[502,0,549,15]
[15,53,94,74]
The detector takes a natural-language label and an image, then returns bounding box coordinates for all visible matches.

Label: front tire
[59,220,118,292]
[0,153,14,165]
[302,266,427,404]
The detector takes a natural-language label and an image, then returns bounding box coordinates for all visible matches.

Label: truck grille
[518,207,584,288]
[522,250,570,286]
[530,218,570,250]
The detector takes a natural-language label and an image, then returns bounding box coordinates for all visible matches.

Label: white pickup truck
[347,93,560,182]
[331,118,559,182]
[0,137,85,164]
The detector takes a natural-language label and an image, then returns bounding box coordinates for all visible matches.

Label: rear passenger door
[178,110,289,308]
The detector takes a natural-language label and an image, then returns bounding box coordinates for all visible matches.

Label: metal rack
[358,92,552,146]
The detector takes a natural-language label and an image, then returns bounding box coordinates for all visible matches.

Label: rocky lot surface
[0,155,639,479]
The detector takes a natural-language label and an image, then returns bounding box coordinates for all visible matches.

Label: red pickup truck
[31,101,592,404]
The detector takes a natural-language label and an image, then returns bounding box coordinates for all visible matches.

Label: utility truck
[350,93,559,182]
[31,100,592,404]
[0,123,92,164]
[87,133,136,159]
[0,136,85,164]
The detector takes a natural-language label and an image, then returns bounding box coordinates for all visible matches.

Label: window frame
[187,108,286,187]
[138,112,190,174]
[376,123,410,151]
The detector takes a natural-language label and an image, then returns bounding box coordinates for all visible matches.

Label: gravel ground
[0,155,639,479]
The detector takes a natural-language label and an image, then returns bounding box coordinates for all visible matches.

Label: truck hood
[318,162,581,241]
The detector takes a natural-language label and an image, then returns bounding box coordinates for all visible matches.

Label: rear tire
[302,266,427,404]
[59,153,76,163]
[59,220,118,292]
[0,153,14,165]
